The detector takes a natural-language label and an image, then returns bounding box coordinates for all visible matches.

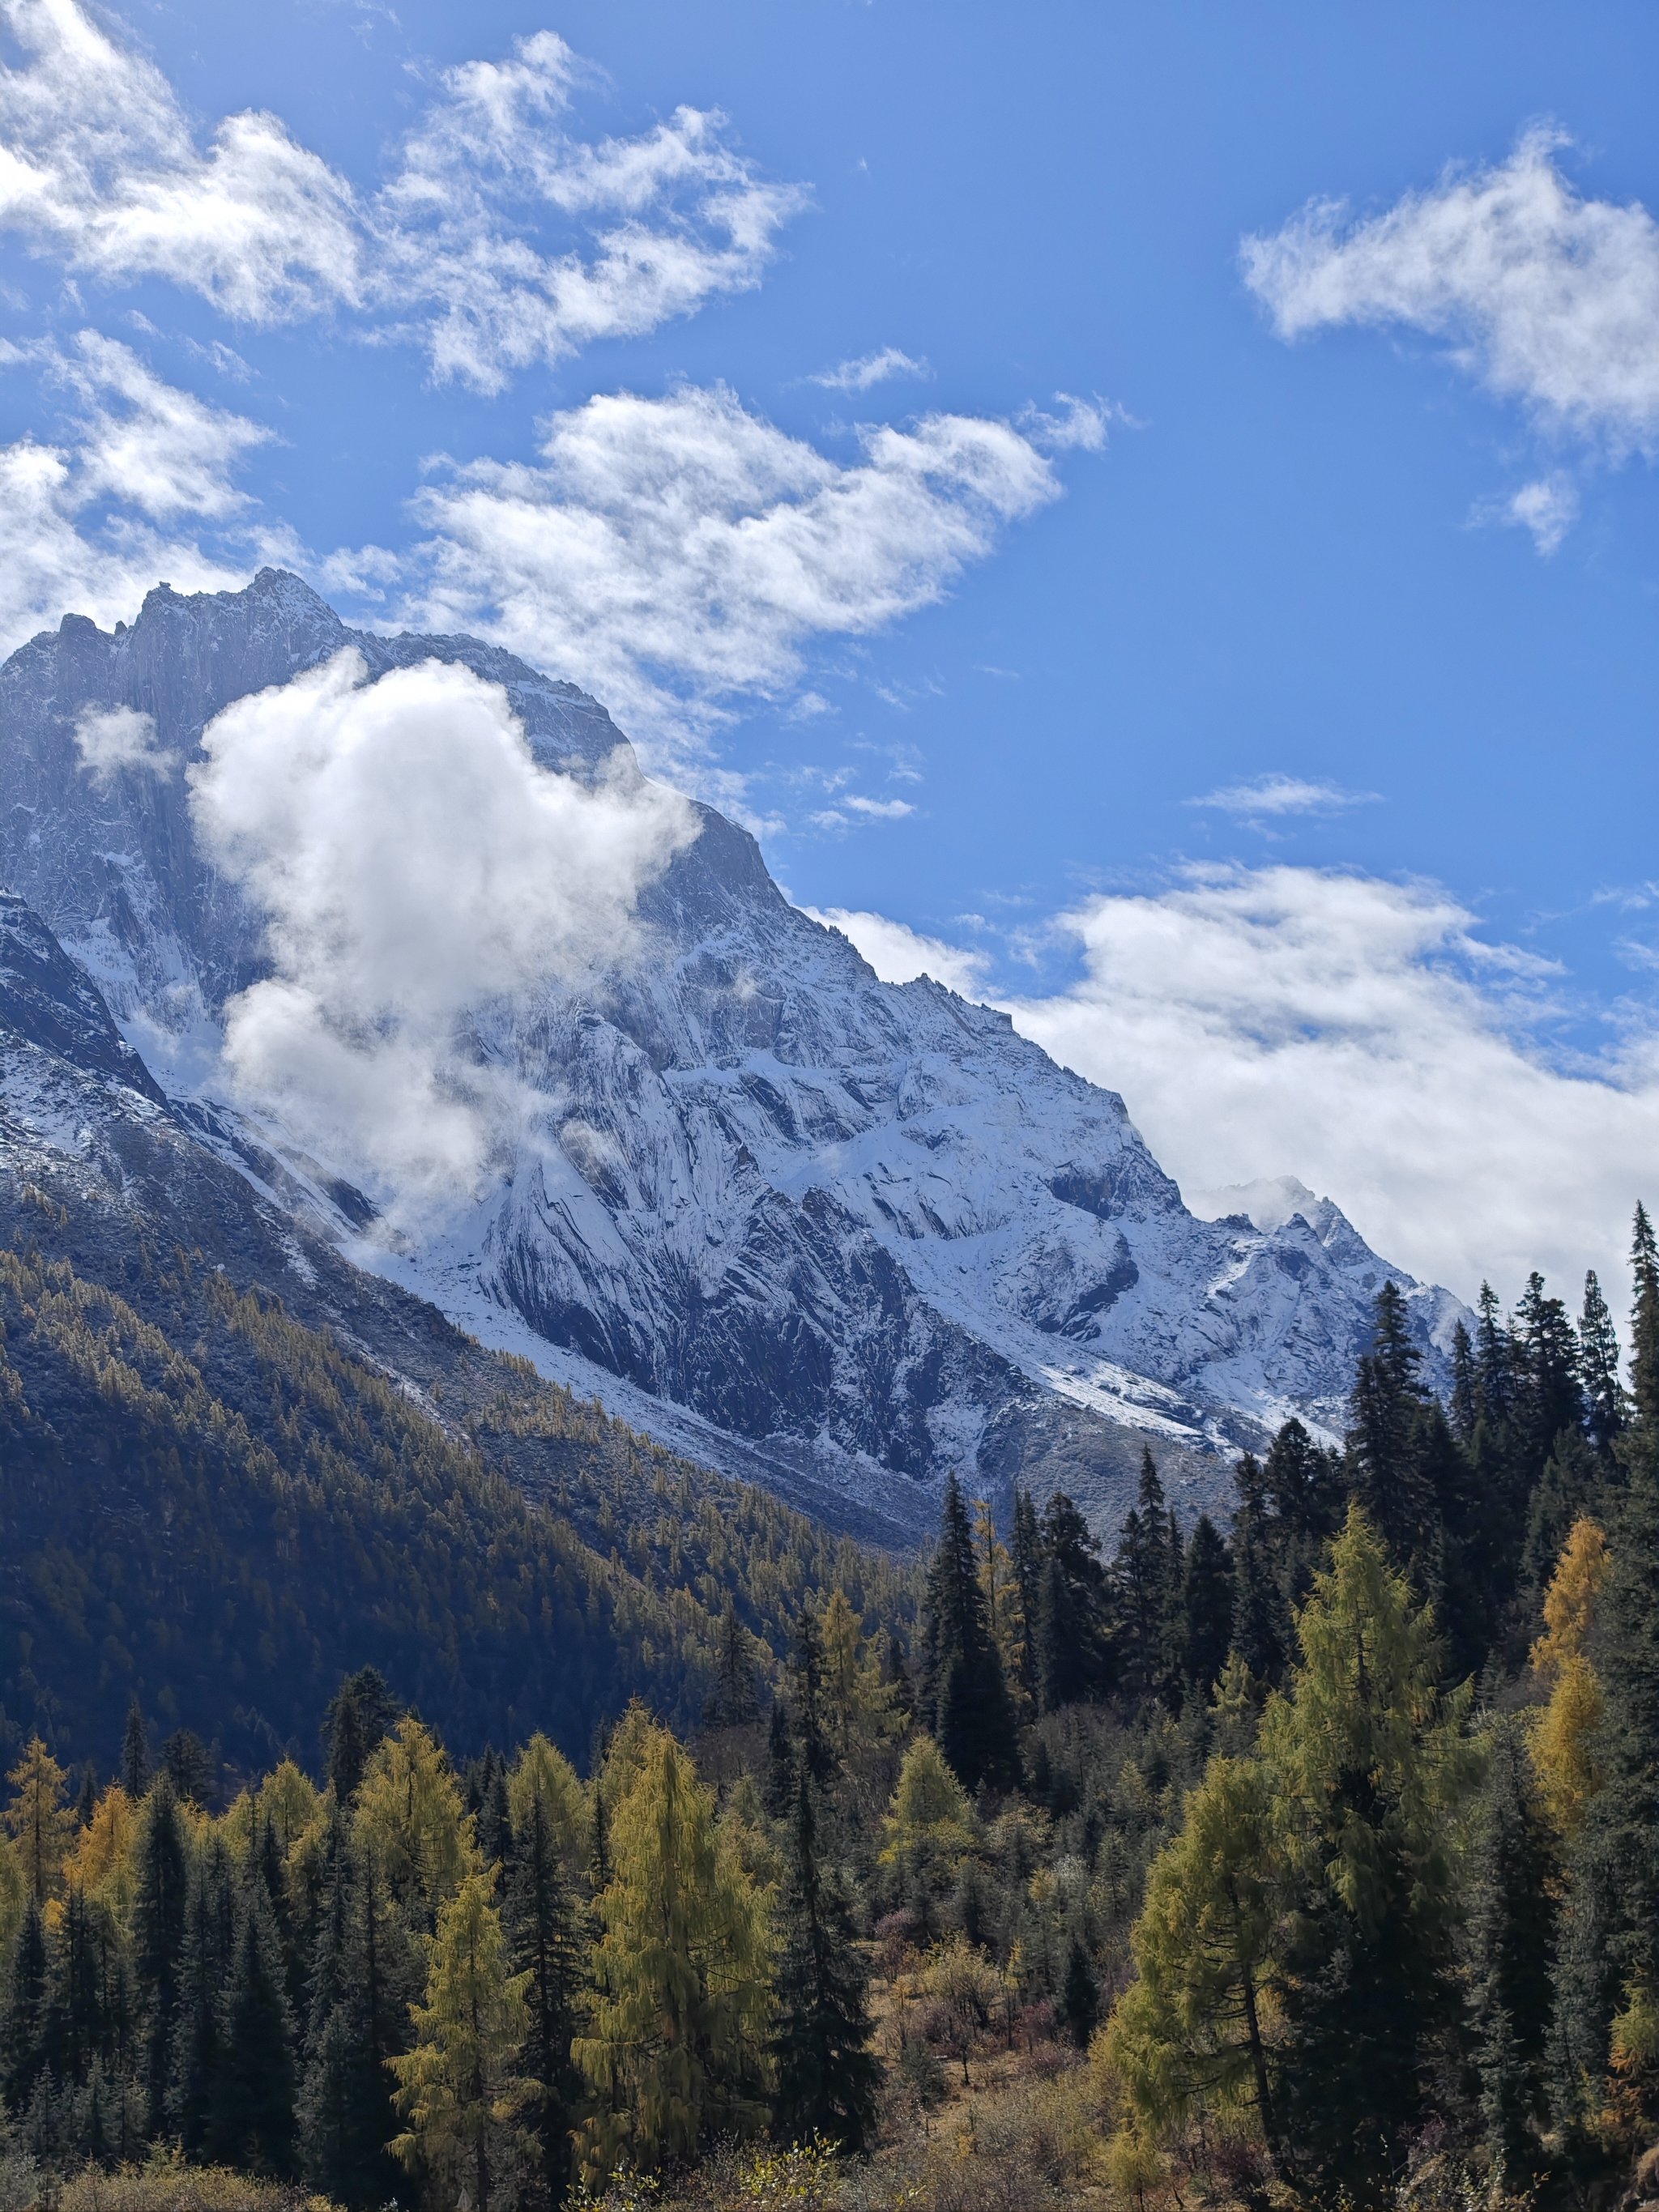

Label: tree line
[5,1217,1659,2208]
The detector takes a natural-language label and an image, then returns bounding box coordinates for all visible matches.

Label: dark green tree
[213,1880,298,2176]
[170,1836,237,2154]
[1058,1934,1099,2050]
[506,1779,583,2206]
[1229,1451,1288,1687]
[120,1700,149,1801]
[1033,1490,1113,1711]
[1182,1514,1234,1699]
[702,1600,761,1730]
[2,1899,48,2112]
[323,1668,399,1805]
[1009,1486,1044,1703]
[130,1772,190,2135]
[1580,1268,1627,1459]
[1114,1450,1183,1707]
[920,1474,1018,1792]
[1465,1724,1557,2190]
[770,1768,879,2151]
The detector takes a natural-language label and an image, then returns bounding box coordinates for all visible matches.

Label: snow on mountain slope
[0,570,1465,1536]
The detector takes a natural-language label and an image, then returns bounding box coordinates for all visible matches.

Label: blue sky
[3,0,1659,1302]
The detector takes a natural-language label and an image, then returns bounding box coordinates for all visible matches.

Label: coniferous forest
[4,1215,1659,2210]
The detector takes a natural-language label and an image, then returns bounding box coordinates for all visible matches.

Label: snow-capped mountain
[0,570,1462,1536]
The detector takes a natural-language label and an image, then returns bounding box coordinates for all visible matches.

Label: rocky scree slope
[0,570,1463,1537]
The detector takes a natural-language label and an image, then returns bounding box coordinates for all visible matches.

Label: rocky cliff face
[0,569,1464,1537]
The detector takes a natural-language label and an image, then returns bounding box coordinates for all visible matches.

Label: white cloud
[1000,864,1659,1305]
[1188,773,1377,818]
[0,2,801,390]
[0,330,275,650]
[402,382,1066,755]
[74,702,173,782]
[1481,471,1580,555]
[805,906,991,999]
[810,347,930,392]
[190,649,696,1210]
[1243,126,1659,451]
[1020,393,1115,452]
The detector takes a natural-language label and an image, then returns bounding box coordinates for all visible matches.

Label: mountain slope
[0,570,1462,1536]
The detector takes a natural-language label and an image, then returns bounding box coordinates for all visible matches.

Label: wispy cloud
[396,382,1070,760]
[1474,472,1580,555]
[0,2,804,393]
[1188,773,1377,820]
[805,906,990,997]
[809,346,931,393]
[1243,126,1659,452]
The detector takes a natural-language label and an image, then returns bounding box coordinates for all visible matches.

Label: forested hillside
[3,1217,1657,2209]
[0,1193,915,1781]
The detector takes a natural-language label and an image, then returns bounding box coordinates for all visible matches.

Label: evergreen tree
[787,1605,833,1795]
[1580,1268,1627,1459]
[505,1761,583,2206]
[300,1826,414,2210]
[160,1731,214,1808]
[1229,1451,1288,1688]
[919,1475,1018,1792]
[392,1869,532,2212]
[120,1701,149,1801]
[1346,1283,1436,1573]
[1182,1515,1234,1699]
[762,1703,794,1822]
[1,1898,48,2112]
[169,1835,236,2155]
[770,1767,879,2152]
[1059,1936,1100,2049]
[1009,1487,1044,1703]
[324,1668,400,1805]
[1262,1508,1480,2208]
[45,1883,108,2090]
[214,1877,299,2176]
[703,1601,761,1730]
[1465,1724,1557,2190]
[130,1774,190,2135]
[1033,1491,1113,1711]
[1114,1451,1183,1707]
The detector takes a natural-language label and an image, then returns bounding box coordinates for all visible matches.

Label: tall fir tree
[1033,1491,1114,1712]
[1,1897,47,2112]
[770,1767,879,2152]
[169,1835,237,2154]
[1009,1487,1044,1704]
[505,1766,583,2207]
[1465,1724,1558,2190]
[130,1772,189,2137]
[1114,1450,1183,1708]
[1182,1515,1234,1699]
[1229,1451,1289,1688]
[919,1475,1018,1792]
[1580,1268,1627,1460]
[213,1878,299,2176]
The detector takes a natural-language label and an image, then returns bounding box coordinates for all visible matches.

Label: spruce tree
[130,1773,189,2136]
[1182,1515,1233,1699]
[1,1898,48,2112]
[214,1878,299,2176]
[1465,1723,1557,2189]
[770,1767,879,2152]
[920,1474,1018,1792]
[703,1601,761,1730]
[1059,1935,1100,2049]
[1114,1450,1183,1707]
[1580,1269,1627,1459]
[120,1701,149,1801]
[505,1770,583,2206]
[1346,1282,1436,1573]
[169,1835,236,2154]
[324,1668,399,1805]
[1009,1487,1044,1703]
[1033,1491,1113,1711]
[1229,1451,1288,1686]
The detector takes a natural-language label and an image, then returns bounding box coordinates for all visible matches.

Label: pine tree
[120,1701,150,1801]
[1229,1451,1289,1688]
[1059,1936,1100,2049]
[130,1773,190,2135]
[213,1877,299,2176]
[169,1835,237,2154]
[920,1474,1018,1792]
[574,1728,770,2182]
[505,1758,583,2206]
[323,1669,401,1806]
[1182,1515,1234,1699]
[770,1767,879,2151]
[1114,1451,1182,1707]
[392,1869,532,2212]
[703,1601,761,1730]
[1009,1487,1044,1703]
[1465,1723,1557,2189]
[1346,1283,1437,1573]
[787,1605,833,1795]
[1033,1490,1113,1711]
[300,1824,413,2210]
[45,1882,108,2089]
[1,1897,48,2112]
[1580,1269,1627,1459]
[1261,1507,1481,2206]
